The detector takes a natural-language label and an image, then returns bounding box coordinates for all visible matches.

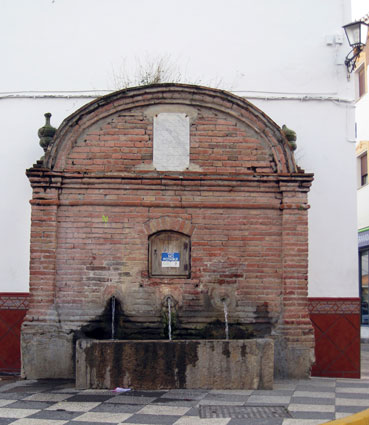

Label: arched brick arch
[45,83,297,174]
[144,217,194,237]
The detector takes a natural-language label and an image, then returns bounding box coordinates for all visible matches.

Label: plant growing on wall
[110,54,225,90]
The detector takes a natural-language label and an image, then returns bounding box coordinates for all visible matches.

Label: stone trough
[76,338,274,390]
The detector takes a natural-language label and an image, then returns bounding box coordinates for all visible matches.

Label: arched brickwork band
[45,83,297,174]
[144,217,194,236]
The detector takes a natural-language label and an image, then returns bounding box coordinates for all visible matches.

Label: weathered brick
[24,84,314,380]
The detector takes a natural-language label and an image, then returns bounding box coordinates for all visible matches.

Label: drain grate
[199,405,291,419]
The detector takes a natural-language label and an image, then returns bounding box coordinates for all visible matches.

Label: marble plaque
[153,113,189,171]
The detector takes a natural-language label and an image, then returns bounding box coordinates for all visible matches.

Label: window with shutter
[149,231,190,277]
[358,65,366,99]
[361,152,368,186]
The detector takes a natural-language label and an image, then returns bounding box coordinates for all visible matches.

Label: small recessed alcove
[149,231,191,277]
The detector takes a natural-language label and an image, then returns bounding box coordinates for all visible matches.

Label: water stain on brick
[75,298,261,343]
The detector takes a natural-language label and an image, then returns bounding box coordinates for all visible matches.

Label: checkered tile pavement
[0,376,369,425]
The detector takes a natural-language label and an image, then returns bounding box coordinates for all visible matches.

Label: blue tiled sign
[161,252,180,267]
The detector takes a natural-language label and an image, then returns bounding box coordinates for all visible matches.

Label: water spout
[168,297,172,341]
[111,296,116,340]
[222,299,229,340]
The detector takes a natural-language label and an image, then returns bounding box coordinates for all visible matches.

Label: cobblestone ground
[0,346,368,425]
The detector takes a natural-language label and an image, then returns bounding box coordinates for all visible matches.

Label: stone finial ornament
[282,124,297,151]
[38,112,56,152]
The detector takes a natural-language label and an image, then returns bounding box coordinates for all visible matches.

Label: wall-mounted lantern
[343,20,369,75]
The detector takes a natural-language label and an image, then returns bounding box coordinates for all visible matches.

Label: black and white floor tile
[0,376,369,425]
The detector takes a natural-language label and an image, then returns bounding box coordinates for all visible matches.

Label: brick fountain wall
[22,84,314,381]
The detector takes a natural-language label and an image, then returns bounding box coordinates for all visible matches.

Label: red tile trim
[0,293,29,373]
[308,297,360,314]
[0,293,30,310]
[309,297,360,379]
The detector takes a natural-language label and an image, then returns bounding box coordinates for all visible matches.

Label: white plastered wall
[0,98,90,292]
[252,100,358,298]
[0,0,358,298]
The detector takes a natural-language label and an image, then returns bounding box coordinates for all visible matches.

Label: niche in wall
[149,231,190,277]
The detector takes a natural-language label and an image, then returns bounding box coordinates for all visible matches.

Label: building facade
[0,0,361,377]
[357,142,369,332]
[355,14,369,339]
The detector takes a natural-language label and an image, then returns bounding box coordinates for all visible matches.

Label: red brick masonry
[23,84,315,379]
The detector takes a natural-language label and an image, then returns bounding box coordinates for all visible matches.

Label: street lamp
[343,20,369,74]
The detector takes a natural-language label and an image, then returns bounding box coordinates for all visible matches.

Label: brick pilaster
[274,179,315,378]
[24,172,60,322]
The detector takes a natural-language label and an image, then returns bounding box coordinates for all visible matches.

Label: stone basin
[75,338,274,390]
